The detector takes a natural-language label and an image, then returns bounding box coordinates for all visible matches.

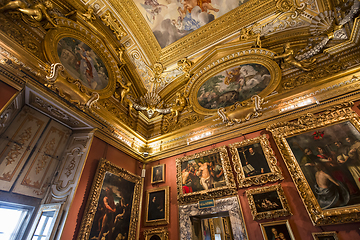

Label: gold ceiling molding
[101,11,128,40]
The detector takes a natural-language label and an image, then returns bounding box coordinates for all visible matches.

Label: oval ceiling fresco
[57,37,109,91]
[135,0,249,48]
[197,63,271,109]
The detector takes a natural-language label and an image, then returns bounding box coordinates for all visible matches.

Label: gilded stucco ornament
[274,43,316,71]
[170,92,187,123]
[0,0,57,29]
[65,6,96,22]
[177,57,194,79]
[275,0,307,18]
[217,95,267,126]
[295,1,360,61]
[101,11,127,40]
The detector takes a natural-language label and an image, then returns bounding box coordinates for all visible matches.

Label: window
[0,201,34,240]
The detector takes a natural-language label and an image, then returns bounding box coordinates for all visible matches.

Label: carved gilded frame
[143,227,169,240]
[176,146,236,204]
[144,186,170,226]
[267,102,360,225]
[151,163,165,184]
[312,231,339,240]
[229,135,283,188]
[246,184,291,221]
[188,51,281,116]
[43,19,120,99]
[76,158,142,240]
[260,220,295,240]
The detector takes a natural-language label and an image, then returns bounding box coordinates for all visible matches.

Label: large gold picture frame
[176,146,236,204]
[229,135,283,188]
[246,184,292,221]
[267,102,360,225]
[144,186,169,226]
[76,158,142,240]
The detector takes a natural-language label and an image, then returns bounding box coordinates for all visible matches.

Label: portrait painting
[176,146,236,204]
[151,164,165,184]
[312,231,339,240]
[246,184,292,220]
[134,0,249,48]
[260,220,295,240]
[77,159,142,240]
[197,64,271,110]
[229,135,283,188]
[57,37,109,90]
[145,186,169,226]
[267,103,360,225]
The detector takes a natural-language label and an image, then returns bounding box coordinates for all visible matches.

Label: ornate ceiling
[0,0,360,161]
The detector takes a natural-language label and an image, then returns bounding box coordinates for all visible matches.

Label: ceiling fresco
[197,64,271,109]
[134,0,249,48]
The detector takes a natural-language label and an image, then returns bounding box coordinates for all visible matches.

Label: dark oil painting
[263,222,293,240]
[286,121,360,210]
[197,64,271,109]
[89,172,135,240]
[147,189,166,221]
[253,190,283,213]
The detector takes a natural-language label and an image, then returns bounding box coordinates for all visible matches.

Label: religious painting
[76,158,142,240]
[134,0,249,48]
[267,102,360,225]
[260,220,295,240]
[197,64,271,110]
[246,184,292,220]
[151,164,165,184]
[312,231,339,240]
[176,146,236,204]
[57,37,109,90]
[145,186,169,226]
[229,135,283,188]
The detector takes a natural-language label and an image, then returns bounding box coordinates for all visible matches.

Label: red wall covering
[62,102,360,240]
[60,137,141,240]
[141,129,360,240]
[0,81,17,110]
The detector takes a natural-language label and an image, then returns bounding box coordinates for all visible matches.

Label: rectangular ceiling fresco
[134,0,249,48]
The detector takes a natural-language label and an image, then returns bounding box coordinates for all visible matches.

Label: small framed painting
[312,231,339,240]
[260,220,295,240]
[151,164,165,184]
[145,186,169,226]
[246,184,292,220]
[229,135,283,188]
[176,146,236,204]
